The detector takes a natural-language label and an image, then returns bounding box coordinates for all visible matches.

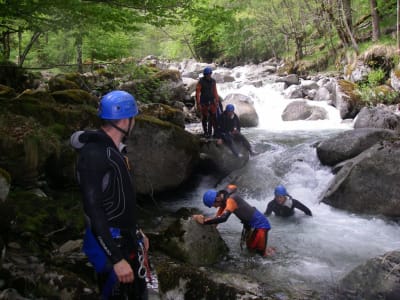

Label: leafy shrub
[357,84,399,106]
[367,68,386,87]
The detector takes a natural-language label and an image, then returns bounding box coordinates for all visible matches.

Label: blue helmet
[203,67,213,75]
[274,185,287,197]
[98,90,138,120]
[226,104,235,112]
[203,189,217,207]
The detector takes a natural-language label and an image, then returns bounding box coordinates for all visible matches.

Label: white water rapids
[162,65,400,296]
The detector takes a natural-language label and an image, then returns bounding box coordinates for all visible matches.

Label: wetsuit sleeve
[293,199,312,216]
[204,211,231,225]
[195,81,201,106]
[78,147,124,264]
[233,115,241,132]
[265,200,274,216]
[212,81,219,103]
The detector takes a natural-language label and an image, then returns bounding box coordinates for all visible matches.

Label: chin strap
[107,118,133,138]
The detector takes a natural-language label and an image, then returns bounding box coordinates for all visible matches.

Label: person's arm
[78,150,125,265]
[233,114,241,133]
[203,211,231,224]
[265,200,274,216]
[195,81,202,109]
[212,81,219,104]
[293,199,312,216]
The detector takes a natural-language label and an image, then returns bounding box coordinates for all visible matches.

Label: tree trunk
[370,0,380,41]
[76,34,83,73]
[398,0,400,53]
[340,0,359,54]
[1,31,11,60]
[321,0,350,47]
[342,0,352,30]
[18,31,41,67]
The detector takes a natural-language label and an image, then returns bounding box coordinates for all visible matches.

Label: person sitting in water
[216,104,257,157]
[265,185,312,217]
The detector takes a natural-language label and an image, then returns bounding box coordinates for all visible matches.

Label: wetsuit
[204,185,271,256]
[71,130,147,300]
[217,111,253,156]
[265,196,312,217]
[196,76,219,137]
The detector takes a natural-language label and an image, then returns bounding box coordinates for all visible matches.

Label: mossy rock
[0,61,27,91]
[51,89,98,107]
[153,69,182,82]
[48,76,80,92]
[14,89,56,104]
[0,113,61,186]
[140,103,185,128]
[5,95,99,134]
[338,79,361,104]
[0,84,17,99]
[6,189,84,252]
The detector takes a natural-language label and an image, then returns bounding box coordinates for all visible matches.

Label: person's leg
[209,103,218,137]
[200,105,210,137]
[234,133,255,155]
[222,134,241,157]
[246,228,274,257]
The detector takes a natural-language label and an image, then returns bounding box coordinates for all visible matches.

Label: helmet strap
[107,120,130,137]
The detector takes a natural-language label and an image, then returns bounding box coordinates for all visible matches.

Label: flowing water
[162,65,400,297]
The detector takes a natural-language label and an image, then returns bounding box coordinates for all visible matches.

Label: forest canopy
[0,0,398,71]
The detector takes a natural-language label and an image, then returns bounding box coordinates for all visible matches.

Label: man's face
[275,195,286,205]
[214,194,223,207]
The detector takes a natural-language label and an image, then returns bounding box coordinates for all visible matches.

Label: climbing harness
[136,229,152,284]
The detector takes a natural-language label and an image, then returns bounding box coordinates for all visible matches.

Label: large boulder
[282,100,328,121]
[198,139,249,176]
[154,254,266,300]
[354,106,400,132]
[321,140,400,217]
[331,80,361,119]
[222,94,259,127]
[127,115,200,195]
[153,217,229,266]
[338,251,400,300]
[316,128,397,166]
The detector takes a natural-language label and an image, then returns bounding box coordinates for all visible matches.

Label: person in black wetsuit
[195,67,220,138]
[70,90,148,299]
[265,185,312,217]
[216,104,257,157]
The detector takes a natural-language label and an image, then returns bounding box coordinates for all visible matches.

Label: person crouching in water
[265,185,312,217]
[193,184,275,257]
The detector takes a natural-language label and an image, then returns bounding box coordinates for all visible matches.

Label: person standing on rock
[193,184,275,257]
[70,90,149,299]
[196,67,220,138]
[216,104,257,157]
[265,185,312,217]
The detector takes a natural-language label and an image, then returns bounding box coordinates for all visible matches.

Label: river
[161,65,400,297]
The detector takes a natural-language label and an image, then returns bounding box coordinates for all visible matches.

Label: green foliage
[367,68,386,87]
[356,84,399,107]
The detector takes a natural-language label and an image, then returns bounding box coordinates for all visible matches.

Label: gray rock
[316,128,397,166]
[282,100,327,121]
[339,251,400,300]
[321,140,400,217]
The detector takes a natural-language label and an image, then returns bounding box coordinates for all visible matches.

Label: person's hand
[232,128,239,134]
[142,232,150,251]
[217,139,223,145]
[114,259,134,283]
[192,214,205,224]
